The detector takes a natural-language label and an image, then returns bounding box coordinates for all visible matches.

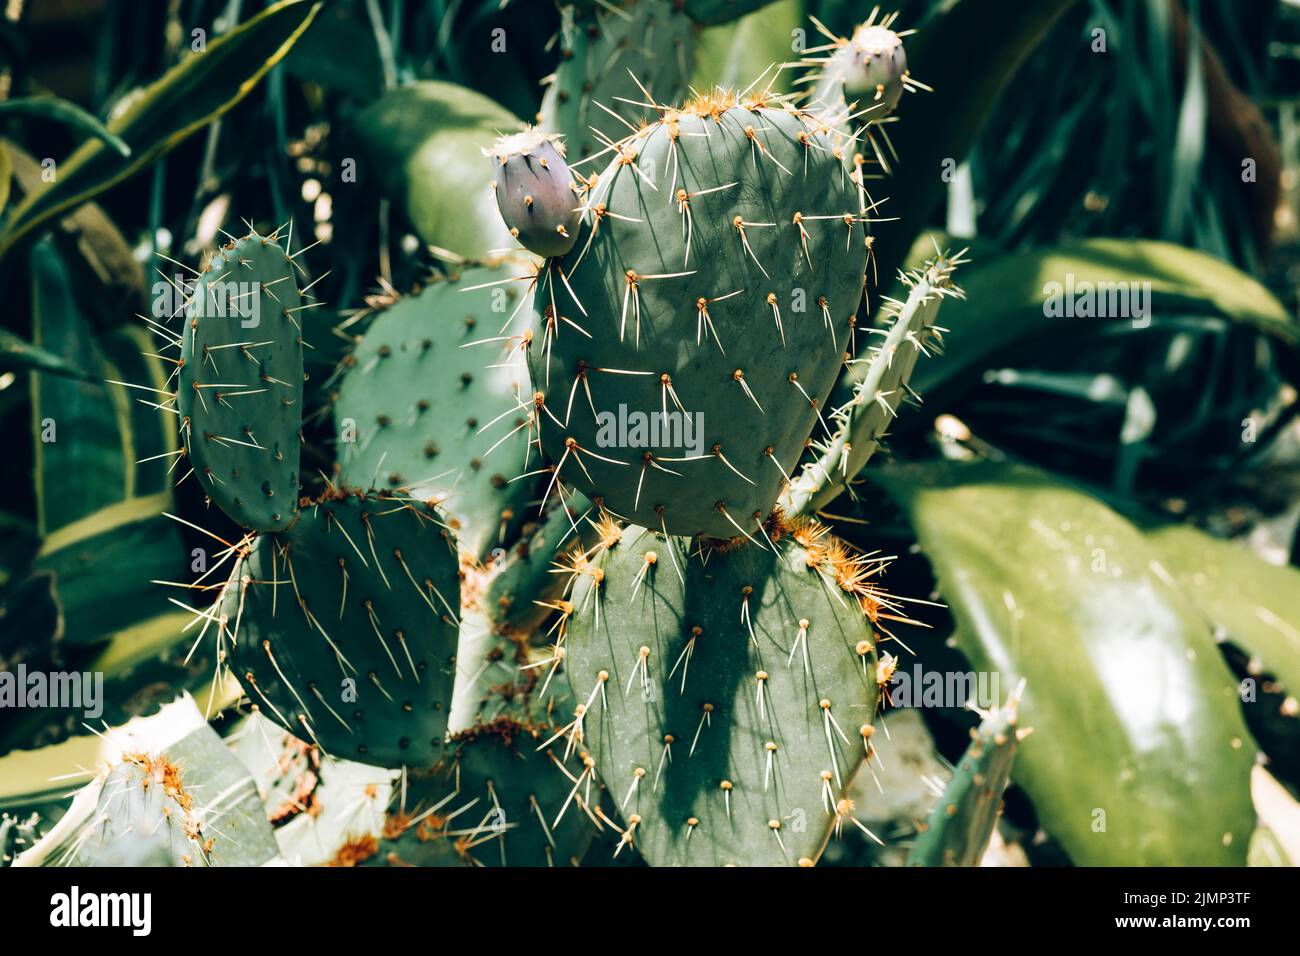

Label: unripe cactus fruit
[487,129,582,259]
[527,89,868,541]
[838,24,909,115]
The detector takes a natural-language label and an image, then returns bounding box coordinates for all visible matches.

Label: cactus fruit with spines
[220,490,461,768]
[908,686,1029,867]
[802,10,929,171]
[333,259,536,560]
[178,229,305,532]
[559,517,905,865]
[488,129,583,259]
[527,90,870,540]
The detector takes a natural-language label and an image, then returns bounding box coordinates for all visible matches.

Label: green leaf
[871,0,1081,286]
[97,325,179,497]
[1143,523,1300,696]
[0,0,322,262]
[34,494,185,648]
[353,81,520,261]
[0,96,131,157]
[875,459,1257,865]
[30,239,127,536]
[0,328,91,381]
[903,235,1297,398]
[281,0,384,100]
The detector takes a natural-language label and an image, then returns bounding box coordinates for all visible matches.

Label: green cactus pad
[908,689,1025,867]
[540,0,695,163]
[562,517,892,865]
[782,254,961,517]
[527,92,867,540]
[19,703,279,867]
[360,718,597,866]
[334,262,535,560]
[222,491,461,768]
[178,230,304,531]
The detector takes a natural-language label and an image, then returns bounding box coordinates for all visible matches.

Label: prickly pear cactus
[783,253,963,516]
[527,90,868,540]
[17,706,279,867]
[540,0,695,163]
[333,261,534,560]
[359,718,597,866]
[908,687,1028,867]
[178,230,304,531]
[808,16,913,116]
[560,516,895,865]
[488,129,582,259]
[221,491,461,768]
[802,12,928,170]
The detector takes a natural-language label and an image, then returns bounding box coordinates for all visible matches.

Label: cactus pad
[527,91,868,540]
[178,230,304,531]
[222,491,461,768]
[540,0,695,163]
[360,718,597,866]
[334,263,534,560]
[560,516,898,865]
[909,687,1027,867]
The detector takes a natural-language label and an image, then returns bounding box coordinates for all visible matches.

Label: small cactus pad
[334,263,534,560]
[908,687,1027,867]
[360,718,597,866]
[540,0,695,163]
[782,254,961,517]
[488,129,582,258]
[527,91,868,540]
[561,517,896,865]
[178,230,304,531]
[222,491,461,768]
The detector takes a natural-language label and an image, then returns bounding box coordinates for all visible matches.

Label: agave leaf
[875,459,1257,865]
[33,494,185,648]
[870,0,1081,286]
[902,234,1296,399]
[0,0,322,261]
[0,96,131,157]
[29,239,127,535]
[0,328,90,381]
